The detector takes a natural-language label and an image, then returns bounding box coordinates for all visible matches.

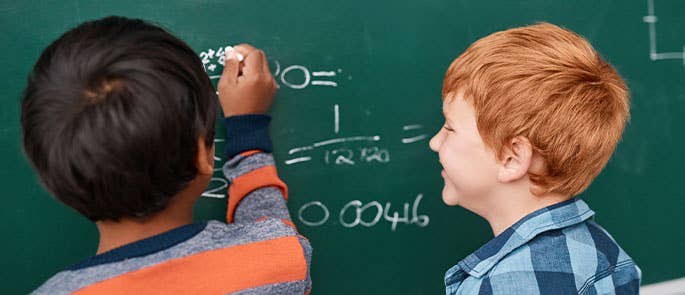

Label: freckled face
[429,94,499,207]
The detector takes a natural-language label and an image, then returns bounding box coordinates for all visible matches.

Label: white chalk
[226,46,245,62]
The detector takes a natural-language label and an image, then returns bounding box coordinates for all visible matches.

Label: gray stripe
[32,220,299,294]
[298,236,313,293]
[234,187,291,223]
[231,280,309,295]
[223,153,275,180]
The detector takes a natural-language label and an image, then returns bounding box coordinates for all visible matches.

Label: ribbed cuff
[223,114,273,158]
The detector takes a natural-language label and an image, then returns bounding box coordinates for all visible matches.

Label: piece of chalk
[226,46,245,62]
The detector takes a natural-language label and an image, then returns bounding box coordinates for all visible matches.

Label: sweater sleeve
[221,114,292,224]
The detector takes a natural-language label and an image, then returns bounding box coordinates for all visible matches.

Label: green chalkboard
[1,0,684,294]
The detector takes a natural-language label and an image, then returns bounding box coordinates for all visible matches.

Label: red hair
[442,23,629,196]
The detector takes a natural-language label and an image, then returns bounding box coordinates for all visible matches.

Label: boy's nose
[429,130,442,152]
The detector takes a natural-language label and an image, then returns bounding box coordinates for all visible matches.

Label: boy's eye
[443,125,454,132]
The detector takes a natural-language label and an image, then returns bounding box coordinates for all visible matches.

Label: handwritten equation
[198,45,432,230]
[200,46,345,89]
[284,104,429,167]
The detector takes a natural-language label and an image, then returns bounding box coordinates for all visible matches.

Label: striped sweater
[33,115,312,294]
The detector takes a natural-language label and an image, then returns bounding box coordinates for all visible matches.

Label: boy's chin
[441,186,460,206]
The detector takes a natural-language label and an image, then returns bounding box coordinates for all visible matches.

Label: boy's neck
[94,190,198,254]
[482,190,570,237]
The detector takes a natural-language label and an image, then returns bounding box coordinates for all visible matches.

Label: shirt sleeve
[585,263,641,295]
[223,114,273,159]
[221,114,292,224]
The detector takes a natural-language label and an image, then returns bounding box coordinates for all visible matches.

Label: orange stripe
[74,236,306,295]
[281,219,297,230]
[227,165,288,223]
[240,150,262,157]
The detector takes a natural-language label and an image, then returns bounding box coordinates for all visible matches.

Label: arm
[216,44,291,224]
[222,115,291,223]
[218,45,311,293]
[218,44,311,294]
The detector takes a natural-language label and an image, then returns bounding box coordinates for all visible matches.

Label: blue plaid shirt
[445,198,641,294]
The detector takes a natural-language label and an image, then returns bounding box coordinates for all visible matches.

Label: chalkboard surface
[1,0,684,293]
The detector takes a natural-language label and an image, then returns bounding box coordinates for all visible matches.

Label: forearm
[222,115,291,224]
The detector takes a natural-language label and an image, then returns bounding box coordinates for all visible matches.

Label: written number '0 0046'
[297,194,429,231]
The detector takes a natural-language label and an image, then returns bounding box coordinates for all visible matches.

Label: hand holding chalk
[217,44,277,117]
[226,46,245,62]
[225,45,245,77]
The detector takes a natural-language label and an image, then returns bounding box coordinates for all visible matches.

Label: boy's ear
[195,136,215,176]
[497,136,534,183]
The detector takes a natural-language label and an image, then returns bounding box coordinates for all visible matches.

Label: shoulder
[32,220,312,294]
[484,220,640,294]
[205,219,310,248]
[564,220,641,293]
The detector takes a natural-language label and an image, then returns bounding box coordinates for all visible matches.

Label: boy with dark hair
[430,23,640,294]
[22,16,311,294]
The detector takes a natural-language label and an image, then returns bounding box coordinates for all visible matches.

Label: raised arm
[218,44,311,294]
[217,44,290,224]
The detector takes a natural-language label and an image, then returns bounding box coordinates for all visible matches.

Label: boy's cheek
[438,145,457,168]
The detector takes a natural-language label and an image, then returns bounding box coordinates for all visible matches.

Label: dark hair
[20,16,217,221]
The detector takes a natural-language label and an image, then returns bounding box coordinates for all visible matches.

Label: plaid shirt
[445,198,641,294]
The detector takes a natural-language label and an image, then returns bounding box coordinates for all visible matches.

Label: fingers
[219,47,241,85]
[234,44,267,76]
[261,54,272,76]
[215,44,276,117]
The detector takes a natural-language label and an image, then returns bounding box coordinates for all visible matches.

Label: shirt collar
[67,222,208,270]
[445,198,595,284]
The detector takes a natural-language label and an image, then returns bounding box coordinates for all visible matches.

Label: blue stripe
[473,198,578,261]
[475,227,514,260]
[67,222,207,270]
[614,277,640,294]
[530,230,577,294]
[586,221,620,273]
[478,276,493,295]
[587,285,598,295]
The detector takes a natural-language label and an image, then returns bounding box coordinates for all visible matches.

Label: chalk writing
[323,146,390,165]
[401,124,428,144]
[199,46,344,89]
[202,177,228,199]
[297,194,429,231]
[643,0,685,65]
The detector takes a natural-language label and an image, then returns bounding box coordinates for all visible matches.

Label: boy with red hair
[430,23,640,294]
